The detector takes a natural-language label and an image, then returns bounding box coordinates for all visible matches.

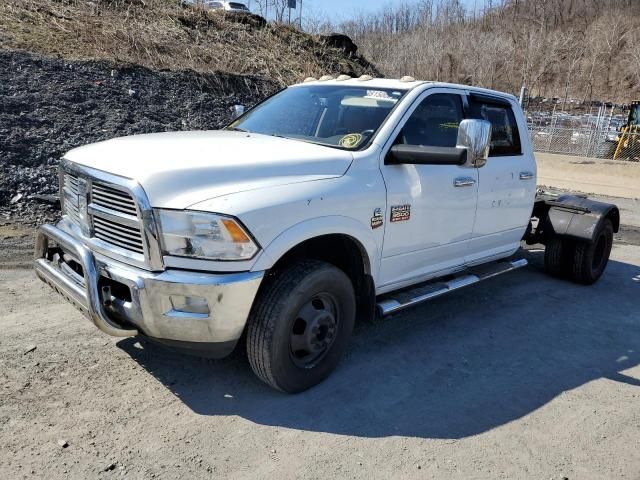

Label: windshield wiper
[226,126,249,133]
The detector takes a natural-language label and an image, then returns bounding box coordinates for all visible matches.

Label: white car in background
[200,1,250,12]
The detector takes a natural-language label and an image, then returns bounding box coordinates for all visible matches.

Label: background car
[200,1,250,13]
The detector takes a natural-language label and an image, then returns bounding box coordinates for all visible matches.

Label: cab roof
[293,77,425,91]
[292,77,518,103]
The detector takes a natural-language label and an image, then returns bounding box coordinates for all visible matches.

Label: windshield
[228,85,406,150]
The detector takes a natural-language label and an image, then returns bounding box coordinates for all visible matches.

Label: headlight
[156,209,259,261]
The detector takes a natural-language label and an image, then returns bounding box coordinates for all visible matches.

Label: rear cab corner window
[468,95,523,157]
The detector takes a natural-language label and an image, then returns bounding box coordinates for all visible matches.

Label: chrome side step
[376,259,528,316]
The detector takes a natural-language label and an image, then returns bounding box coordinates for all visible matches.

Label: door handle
[519,171,535,180]
[454,177,476,187]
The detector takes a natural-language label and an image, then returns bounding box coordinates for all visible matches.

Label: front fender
[251,215,381,281]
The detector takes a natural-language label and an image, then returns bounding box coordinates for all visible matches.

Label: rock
[1,50,280,223]
[104,463,117,471]
[320,33,358,56]
[57,439,69,449]
[31,194,59,204]
[23,345,37,355]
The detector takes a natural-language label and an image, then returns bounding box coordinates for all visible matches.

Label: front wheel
[246,260,356,393]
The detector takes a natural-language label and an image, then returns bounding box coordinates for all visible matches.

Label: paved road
[1,221,639,479]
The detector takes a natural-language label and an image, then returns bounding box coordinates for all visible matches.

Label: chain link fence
[526,105,640,161]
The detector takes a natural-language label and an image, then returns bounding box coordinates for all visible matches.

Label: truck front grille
[61,171,147,258]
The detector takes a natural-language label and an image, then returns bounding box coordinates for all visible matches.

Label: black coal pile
[1,50,278,224]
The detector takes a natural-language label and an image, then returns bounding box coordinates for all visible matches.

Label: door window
[398,93,464,147]
[469,100,522,156]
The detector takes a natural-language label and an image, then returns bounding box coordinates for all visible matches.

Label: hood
[64,131,353,209]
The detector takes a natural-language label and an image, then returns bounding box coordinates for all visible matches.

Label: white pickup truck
[35,76,620,392]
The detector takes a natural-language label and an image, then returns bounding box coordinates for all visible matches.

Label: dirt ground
[536,152,640,199]
[1,193,640,479]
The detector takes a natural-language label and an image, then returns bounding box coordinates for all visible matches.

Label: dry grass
[0,0,377,86]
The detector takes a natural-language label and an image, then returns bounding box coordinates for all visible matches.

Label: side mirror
[231,104,246,120]
[456,119,492,168]
[386,144,467,165]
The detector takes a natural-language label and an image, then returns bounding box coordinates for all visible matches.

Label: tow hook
[101,285,113,307]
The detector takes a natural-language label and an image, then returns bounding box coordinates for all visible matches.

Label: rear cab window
[468,95,522,156]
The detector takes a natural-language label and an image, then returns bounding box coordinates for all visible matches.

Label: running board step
[376,259,528,316]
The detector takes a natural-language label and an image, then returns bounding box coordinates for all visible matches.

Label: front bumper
[34,224,264,356]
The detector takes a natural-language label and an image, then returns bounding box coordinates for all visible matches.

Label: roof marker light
[336,74,352,81]
[303,77,317,83]
[400,76,416,82]
[318,75,335,81]
[358,75,373,82]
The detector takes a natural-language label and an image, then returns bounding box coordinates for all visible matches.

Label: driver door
[378,89,479,291]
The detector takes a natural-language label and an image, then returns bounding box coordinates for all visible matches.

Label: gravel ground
[1,217,639,479]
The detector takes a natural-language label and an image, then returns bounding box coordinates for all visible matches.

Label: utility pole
[519,85,528,107]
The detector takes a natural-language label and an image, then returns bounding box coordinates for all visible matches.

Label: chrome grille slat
[94,222,143,243]
[92,191,136,208]
[62,173,82,225]
[93,202,136,217]
[65,200,81,223]
[93,184,135,199]
[93,229,144,253]
[87,180,145,255]
[91,184,137,216]
[92,188,136,206]
[93,216,141,235]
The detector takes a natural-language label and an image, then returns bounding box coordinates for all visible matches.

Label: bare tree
[325,0,640,102]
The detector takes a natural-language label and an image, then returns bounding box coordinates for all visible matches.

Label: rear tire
[246,260,356,393]
[570,219,614,285]
[544,237,573,278]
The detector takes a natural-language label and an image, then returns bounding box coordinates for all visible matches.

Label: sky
[245,0,479,23]
[309,0,476,17]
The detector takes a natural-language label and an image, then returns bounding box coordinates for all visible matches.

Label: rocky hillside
[0,50,278,223]
[0,0,377,85]
[0,0,378,222]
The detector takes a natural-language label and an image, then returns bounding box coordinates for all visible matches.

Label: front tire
[246,260,356,393]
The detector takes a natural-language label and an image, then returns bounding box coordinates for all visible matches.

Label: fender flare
[251,215,380,280]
